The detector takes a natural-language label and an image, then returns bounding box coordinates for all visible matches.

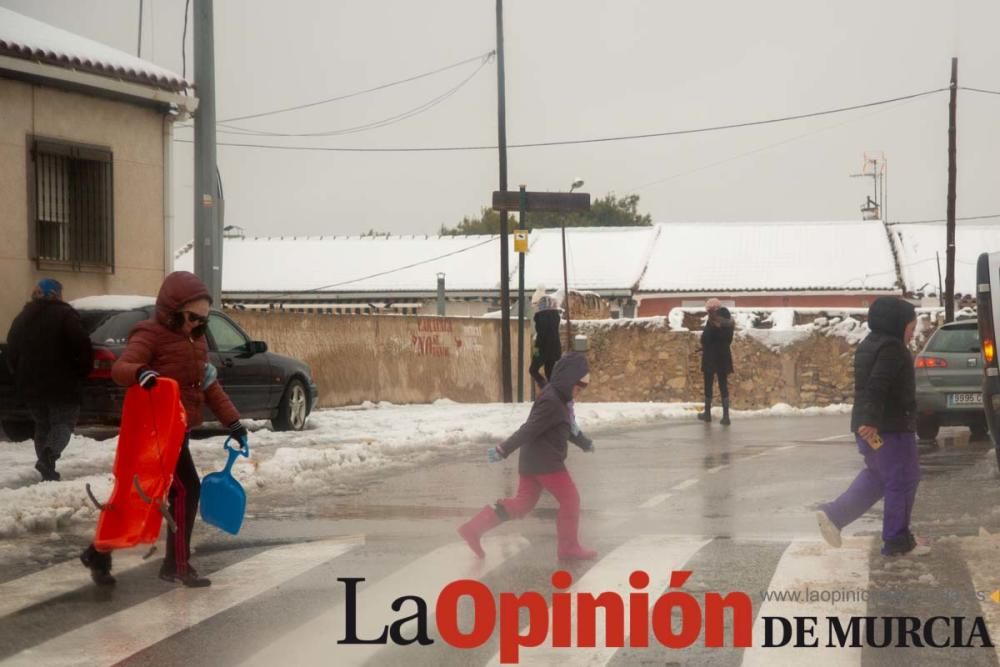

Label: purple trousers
[820,432,920,554]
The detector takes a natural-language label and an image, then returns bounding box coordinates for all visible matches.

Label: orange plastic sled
[87,378,187,552]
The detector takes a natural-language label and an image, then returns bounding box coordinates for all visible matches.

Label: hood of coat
[155,271,212,327]
[545,352,590,402]
[867,296,916,341]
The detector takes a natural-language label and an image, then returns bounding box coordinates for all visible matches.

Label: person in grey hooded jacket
[458,352,597,561]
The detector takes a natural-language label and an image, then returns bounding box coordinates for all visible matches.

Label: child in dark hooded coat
[816,296,927,557]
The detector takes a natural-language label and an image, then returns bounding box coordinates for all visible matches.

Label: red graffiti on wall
[411,334,451,357]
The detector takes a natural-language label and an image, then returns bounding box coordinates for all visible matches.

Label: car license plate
[948,393,983,406]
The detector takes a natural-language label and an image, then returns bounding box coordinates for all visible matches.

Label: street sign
[492,191,590,213]
[513,230,529,253]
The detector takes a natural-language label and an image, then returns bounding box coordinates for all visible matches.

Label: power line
[174,87,948,153]
[305,237,497,292]
[630,89,929,193]
[196,56,490,138]
[181,50,494,127]
[959,86,1000,96]
[887,213,1000,225]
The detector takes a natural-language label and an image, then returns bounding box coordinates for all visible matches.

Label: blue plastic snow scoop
[200,436,249,535]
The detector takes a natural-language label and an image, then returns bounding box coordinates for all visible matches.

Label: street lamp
[561,178,584,348]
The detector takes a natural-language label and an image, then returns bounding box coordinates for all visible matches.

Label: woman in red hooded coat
[81,272,247,588]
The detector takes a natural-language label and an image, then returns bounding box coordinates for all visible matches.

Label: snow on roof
[174,235,507,294]
[0,7,189,93]
[637,221,899,293]
[71,295,155,311]
[889,223,1000,296]
[518,226,657,293]
[175,221,911,297]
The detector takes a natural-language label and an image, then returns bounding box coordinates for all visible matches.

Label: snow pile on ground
[0,401,850,540]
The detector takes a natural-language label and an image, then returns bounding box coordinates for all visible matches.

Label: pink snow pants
[497,470,583,553]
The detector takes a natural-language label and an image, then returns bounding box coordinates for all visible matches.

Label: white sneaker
[816,510,842,548]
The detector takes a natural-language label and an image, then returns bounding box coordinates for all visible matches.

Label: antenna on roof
[850,152,886,221]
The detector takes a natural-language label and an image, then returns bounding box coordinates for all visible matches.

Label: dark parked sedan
[0,298,318,440]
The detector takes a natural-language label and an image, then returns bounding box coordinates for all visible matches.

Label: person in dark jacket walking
[80,272,248,587]
[458,352,597,561]
[529,295,562,389]
[5,279,93,481]
[816,297,928,557]
[698,300,735,425]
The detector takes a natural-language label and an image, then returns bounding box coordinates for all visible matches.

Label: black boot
[721,398,731,426]
[697,399,712,423]
[160,562,211,588]
[80,545,115,587]
[35,449,60,482]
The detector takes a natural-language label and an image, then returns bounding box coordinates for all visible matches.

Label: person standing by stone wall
[529,294,562,390]
[698,299,735,425]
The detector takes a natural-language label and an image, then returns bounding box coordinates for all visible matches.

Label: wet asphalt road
[3,415,1000,667]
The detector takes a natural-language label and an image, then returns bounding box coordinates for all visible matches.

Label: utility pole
[945,57,958,323]
[495,0,513,402]
[517,186,527,402]
[193,0,222,304]
[137,0,144,57]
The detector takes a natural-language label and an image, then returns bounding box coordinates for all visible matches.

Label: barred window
[30,139,114,270]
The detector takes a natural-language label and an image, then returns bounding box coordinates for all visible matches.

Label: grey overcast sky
[4,0,1000,245]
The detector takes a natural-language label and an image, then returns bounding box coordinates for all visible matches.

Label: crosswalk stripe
[816,434,854,442]
[244,534,530,667]
[639,493,672,509]
[0,548,151,619]
[740,537,872,667]
[1,535,363,667]
[958,535,1000,662]
[484,534,711,666]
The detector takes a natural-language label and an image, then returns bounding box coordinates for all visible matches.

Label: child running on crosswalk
[458,350,598,562]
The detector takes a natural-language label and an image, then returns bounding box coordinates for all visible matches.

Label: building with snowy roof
[633,220,903,315]
[0,6,195,330]
[171,218,1000,317]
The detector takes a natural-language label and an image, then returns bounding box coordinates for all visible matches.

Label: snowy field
[0,401,850,542]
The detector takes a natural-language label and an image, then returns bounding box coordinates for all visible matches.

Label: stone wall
[575,319,856,408]
[225,309,946,410]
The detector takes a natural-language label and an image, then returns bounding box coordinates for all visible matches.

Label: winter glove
[487,446,504,463]
[570,432,595,453]
[229,421,249,448]
[137,367,159,390]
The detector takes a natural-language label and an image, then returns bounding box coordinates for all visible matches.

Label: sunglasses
[180,311,208,325]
